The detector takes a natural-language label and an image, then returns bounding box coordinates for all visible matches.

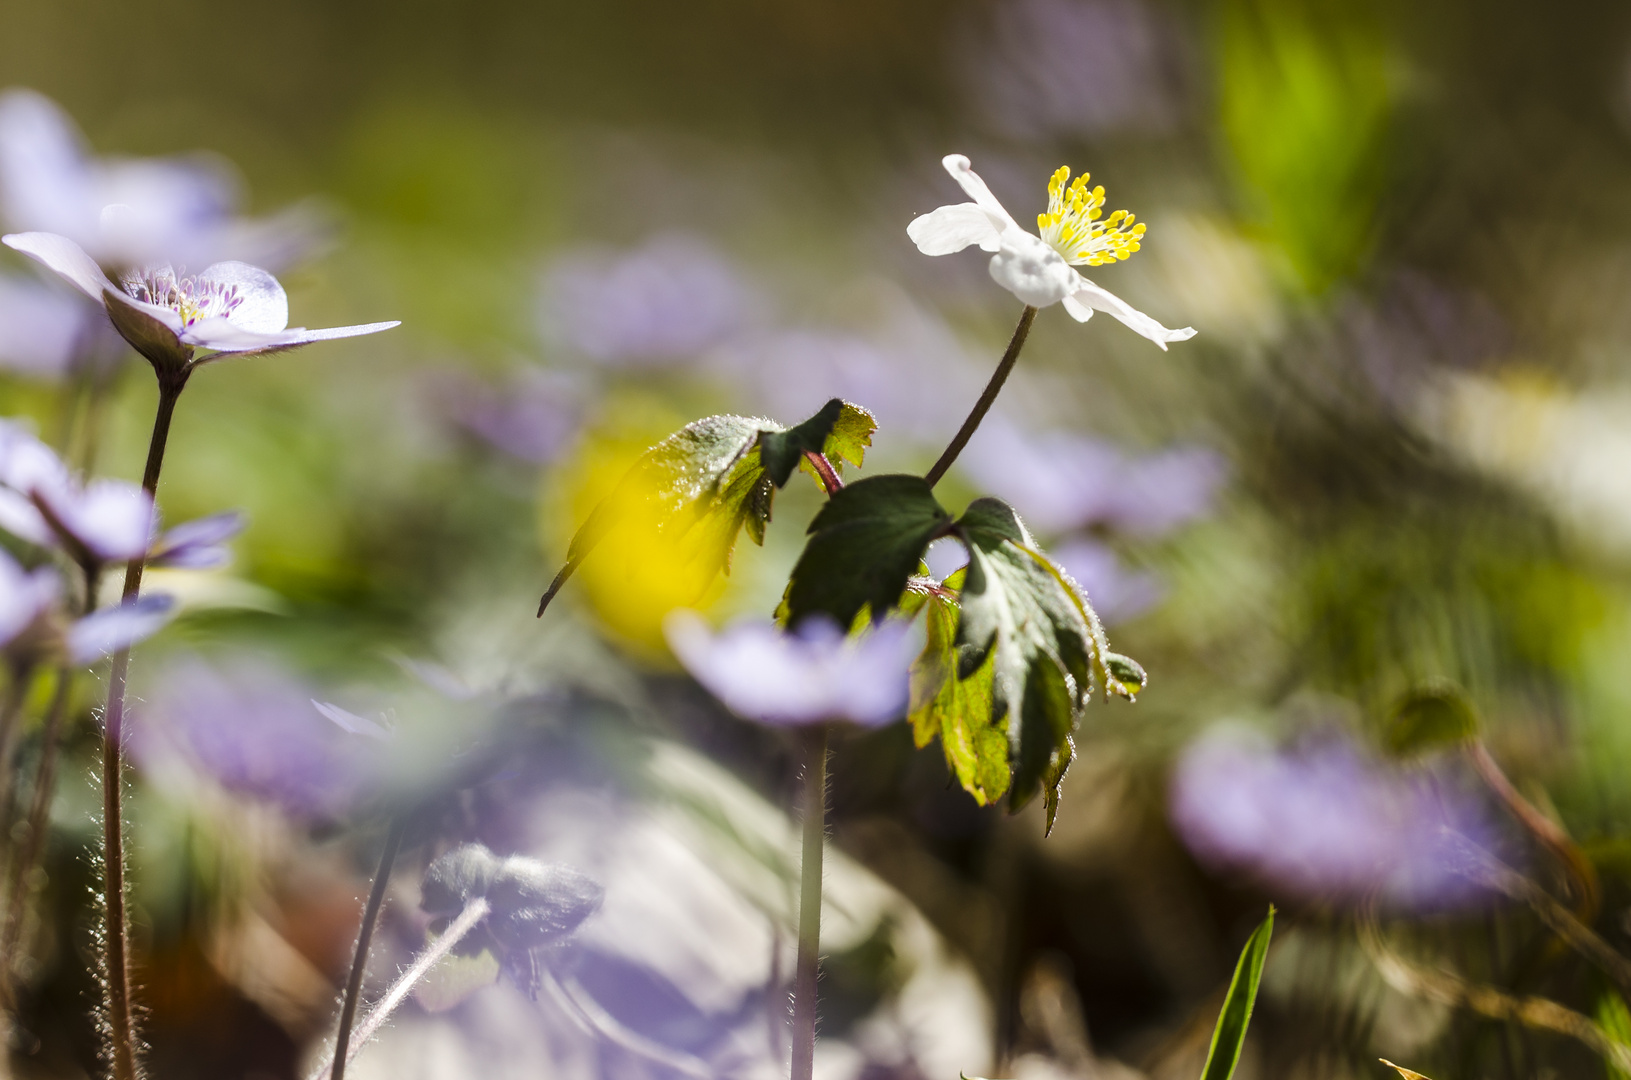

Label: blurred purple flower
[0,419,154,562]
[0,547,59,652]
[147,509,246,570]
[0,88,326,271]
[665,612,913,726]
[1170,726,1495,907]
[538,232,750,367]
[2,232,398,374]
[66,594,174,663]
[966,0,1188,140]
[429,367,585,464]
[962,417,1225,537]
[135,656,378,818]
[1049,538,1162,624]
[0,272,95,379]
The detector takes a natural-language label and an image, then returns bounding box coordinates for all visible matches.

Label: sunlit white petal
[2,230,117,302]
[941,154,1020,231]
[1071,279,1197,351]
[907,203,1004,256]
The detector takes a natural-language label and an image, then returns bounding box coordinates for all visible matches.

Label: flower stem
[801,451,844,496]
[102,371,188,1080]
[791,724,828,1080]
[330,816,406,1080]
[924,305,1037,489]
[311,896,491,1080]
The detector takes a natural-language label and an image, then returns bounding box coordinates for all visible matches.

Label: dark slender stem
[801,451,843,495]
[330,816,406,1080]
[0,668,34,822]
[102,371,187,1080]
[791,724,828,1080]
[924,306,1037,488]
[1466,740,1598,919]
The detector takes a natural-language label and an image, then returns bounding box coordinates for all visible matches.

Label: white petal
[1060,293,1095,323]
[2,231,117,303]
[907,203,1004,256]
[184,319,400,359]
[195,260,288,332]
[1071,279,1197,351]
[941,155,1020,231]
[987,232,1080,308]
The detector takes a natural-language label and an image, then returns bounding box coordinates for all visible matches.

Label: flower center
[1036,166,1147,267]
[121,267,245,328]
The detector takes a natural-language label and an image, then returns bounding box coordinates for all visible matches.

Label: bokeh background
[6,0,1631,1077]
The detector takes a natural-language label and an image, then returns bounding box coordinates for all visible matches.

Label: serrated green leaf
[782,474,951,630]
[955,498,1127,829]
[540,401,876,615]
[1199,907,1274,1080]
[1385,683,1479,758]
[908,568,1009,806]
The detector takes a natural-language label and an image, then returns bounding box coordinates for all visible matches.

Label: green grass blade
[1199,906,1275,1080]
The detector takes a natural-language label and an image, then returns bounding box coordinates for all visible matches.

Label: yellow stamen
[1035,165,1147,267]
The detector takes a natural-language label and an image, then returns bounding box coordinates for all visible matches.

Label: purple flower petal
[37,477,154,562]
[0,549,59,649]
[68,593,174,662]
[184,319,400,358]
[149,509,246,569]
[1169,725,1496,909]
[0,274,93,379]
[1049,538,1163,624]
[665,612,912,726]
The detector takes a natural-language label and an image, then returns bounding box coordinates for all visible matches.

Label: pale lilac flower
[431,367,585,464]
[0,88,325,271]
[0,547,60,651]
[135,656,378,817]
[961,417,1225,536]
[1049,538,1162,624]
[908,155,1195,348]
[66,594,174,663]
[968,0,1187,140]
[0,272,94,378]
[1,231,398,374]
[1170,725,1494,907]
[0,419,153,562]
[665,612,913,726]
[147,509,246,570]
[538,233,750,366]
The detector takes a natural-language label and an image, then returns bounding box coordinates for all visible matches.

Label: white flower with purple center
[908,155,1195,349]
[665,612,913,727]
[1,231,397,374]
[0,546,173,663]
[0,420,153,563]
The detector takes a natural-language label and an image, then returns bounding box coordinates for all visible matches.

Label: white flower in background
[665,612,913,726]
[908,154,1195,349]
[1,231,397,374]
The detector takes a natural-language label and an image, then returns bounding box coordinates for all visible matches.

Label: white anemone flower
[1,231,397,374]
[908,154,1196,349]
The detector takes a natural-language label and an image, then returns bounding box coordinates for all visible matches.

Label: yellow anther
[1035,166,1148,268]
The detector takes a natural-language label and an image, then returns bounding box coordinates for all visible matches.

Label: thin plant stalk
[329,816,406,1080]
[101,370,188,1080]
[0,670,34,829]
[791,724,829,1080]
[923,305,1038,488]
[0,665,73,972]
[310,896,491,1080]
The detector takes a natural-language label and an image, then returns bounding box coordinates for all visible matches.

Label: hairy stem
[924,306,1038,489]
[791,724,828,1080]
[102,372,187,1080]
[311,896,491,1079]
[330,816,406,1080]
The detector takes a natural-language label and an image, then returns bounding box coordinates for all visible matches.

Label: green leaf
[1385,682,1479,758]
[758,397,877,489]
[1596,992,1631,1080]
[539,401,874,615]
[1199,907,1274,1080]
[953,498,1141,831]
[908,568,1010,806]
[782,475,951,630]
